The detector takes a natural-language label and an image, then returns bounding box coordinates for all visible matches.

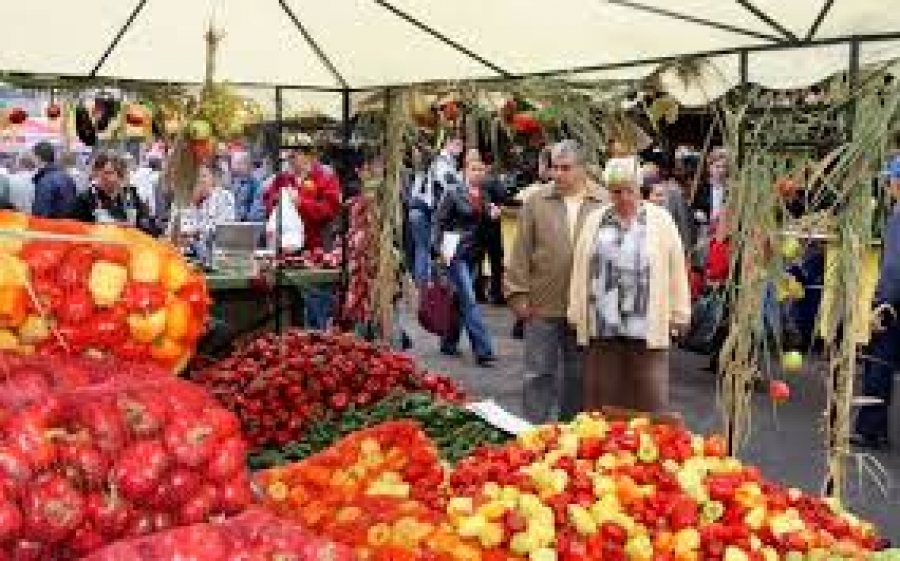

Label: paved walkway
[402,304,900,540]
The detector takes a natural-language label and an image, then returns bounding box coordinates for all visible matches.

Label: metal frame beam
[12,31,900,92]
[734,0,798,43]
[89,0,148,77]
[806,0,834,41]
[279,0,348,89]
[373,0,511,78]
[607,0,784,43]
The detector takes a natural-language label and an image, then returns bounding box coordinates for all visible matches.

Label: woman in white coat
[568,156,691,414]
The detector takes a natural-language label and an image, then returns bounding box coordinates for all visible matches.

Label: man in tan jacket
[506,140,608,423]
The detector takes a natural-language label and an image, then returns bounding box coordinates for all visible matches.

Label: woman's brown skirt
[583,339,670,414]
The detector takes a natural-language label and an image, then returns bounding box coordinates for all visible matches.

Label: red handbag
[418,274,459,338]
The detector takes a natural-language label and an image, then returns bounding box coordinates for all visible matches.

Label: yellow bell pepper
[88,261,128,307]
[127,308,167,344]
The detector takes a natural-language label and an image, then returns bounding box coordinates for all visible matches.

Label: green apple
[781,351,804,374]
[780,236,803,262]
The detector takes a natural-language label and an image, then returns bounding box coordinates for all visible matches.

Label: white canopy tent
[2,1,899,117]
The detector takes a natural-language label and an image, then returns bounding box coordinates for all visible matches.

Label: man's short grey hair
[551,140,586,165]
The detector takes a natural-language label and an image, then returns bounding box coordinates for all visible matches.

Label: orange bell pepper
[0,286,28,328]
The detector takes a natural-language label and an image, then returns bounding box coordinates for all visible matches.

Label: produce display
[341,194,376,324]
[258,421,480,560]
[0,352,170,407]
[445,414,885,560]
[257,246,344,271]
[192,329,465,450]
[0,211,210,372]
[256,415,889,560]
[249,392,511,469]
[84,508,352,560]
[0,358,253,558]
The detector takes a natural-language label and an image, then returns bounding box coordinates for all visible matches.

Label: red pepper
[20,241,68,279]
[28,278,64,313]
[57,290,95,325]
[122,282,167,312]
[57,245,95,288]
[179,282,212,314]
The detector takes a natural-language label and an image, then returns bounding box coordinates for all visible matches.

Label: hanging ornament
[75,104,98,147]
[439,101,460,122]
[46,104,62,120]
[8,108,27,125]
[511,112,541,135]
[125,105,147,127]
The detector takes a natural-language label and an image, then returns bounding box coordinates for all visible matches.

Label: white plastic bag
[266,188,305,251]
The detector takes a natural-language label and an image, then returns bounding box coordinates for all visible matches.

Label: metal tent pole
[274,85,284,334]
[339,89,352,331]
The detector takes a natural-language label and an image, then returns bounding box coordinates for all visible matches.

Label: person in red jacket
[263,143,342,330]
[263,144,342,251]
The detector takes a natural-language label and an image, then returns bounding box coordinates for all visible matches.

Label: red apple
[769,380,791,403]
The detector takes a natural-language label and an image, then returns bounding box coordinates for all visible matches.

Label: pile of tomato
[193,330,465,449]
[0,211,210,372]
[0,356,253,558]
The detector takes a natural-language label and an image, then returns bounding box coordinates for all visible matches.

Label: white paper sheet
[465,400,533,435]
[441,231,461,263]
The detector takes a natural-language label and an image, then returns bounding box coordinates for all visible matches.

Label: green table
[206,268,341,292]
[200,268,342,357]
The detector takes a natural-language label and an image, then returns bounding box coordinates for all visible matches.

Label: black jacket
[70,185,160,236]
[32,165,77,218]
[431,184,489,263]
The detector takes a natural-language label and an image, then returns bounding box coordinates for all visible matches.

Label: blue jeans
[440,259,495,359]
[408,206,433,283]
[855,322,900,441]
[303,286,334,331]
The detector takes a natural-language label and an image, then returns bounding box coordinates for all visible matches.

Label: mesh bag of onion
[0,357,254,559]
[82,508,353,561]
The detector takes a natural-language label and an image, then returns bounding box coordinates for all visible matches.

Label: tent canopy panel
[816,1,900,40]
[387,0,771,77]
[284,0,497,88]
[0,0,138,77]
[0,1,897,89]
[101,0,340,87]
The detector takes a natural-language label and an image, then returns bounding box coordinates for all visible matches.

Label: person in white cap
[569,155,691,414]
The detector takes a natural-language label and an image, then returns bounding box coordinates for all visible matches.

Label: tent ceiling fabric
[0,0,897,90]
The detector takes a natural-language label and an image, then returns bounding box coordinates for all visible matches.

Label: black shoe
[476,355,497,367]
[849,433,890,451]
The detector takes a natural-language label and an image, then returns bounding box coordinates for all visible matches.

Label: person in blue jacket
[853,155,900,449]
[30,141,77,219]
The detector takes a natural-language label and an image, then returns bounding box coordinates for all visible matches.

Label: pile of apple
[0,212,210,372]
[445,414,884,560]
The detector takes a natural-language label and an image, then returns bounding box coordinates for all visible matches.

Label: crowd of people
[412,135,900,453]
[1,133,897,448]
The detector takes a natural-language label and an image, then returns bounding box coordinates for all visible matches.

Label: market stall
[2,0,900,555]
